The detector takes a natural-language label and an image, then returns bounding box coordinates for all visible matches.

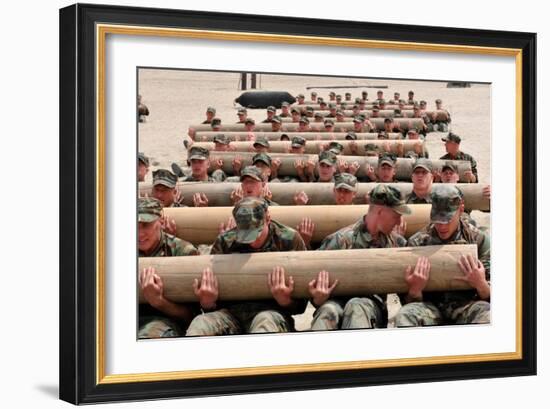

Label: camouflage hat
[368,184,411,215]
[211,117,221,126]
[152,169,178,188]
[329,91,336,96]
[328,141,344,154]
[408,90,415,95]
[430,185,464,223]
[319,101,328,107]
[314,112,323,118]
[364,143,381,155]
[420,100,427,106]
[394,92,400,97]
[318,150,337,166]
[324,118,334,126]
[412,158,433,172]
[271,115,282,124]
[442,133,461,144]
[244,117,255,125]
[328,103,337,109]
[442,161,458,173]
[317,97,324,103]
[138,197,163,222]
[297,93,305,99]
[291,107,300,114]
[237,108,247,114]
[336,94,342,99]
[206,106,216,114]
[378,153,396,167]
[362,90,368,96]
[435,98,442,104]
[291,136,306,147]
[299,116,310,124]
[188,146,210,160]
[353,116,363,123]
[336,109,344,116]
[138,152,149,166]
[372,107,380,112]
[213,133,230,145]
[232,197,269,243]
[281,101,290,107]
[334,172,357,191]
[345,92,351,97]
[252,152,272,167]
[311,91,318,96]
[306,106,314,112]
[407,129,419,135]
[253,136,270,148]
[280,133,290,141]
[345,132,357,140]
[377,131,388,139]
[267,106,276,113]
[240,165,264,182]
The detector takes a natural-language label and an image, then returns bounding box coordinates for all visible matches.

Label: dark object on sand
[235,91,296,109]
[447,82,471,88]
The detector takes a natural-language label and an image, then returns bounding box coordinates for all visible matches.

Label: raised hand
[268,266,294,307]
[307,270,338,307]
[296,217,315,246]
[404,256,431,300]
[193,267,219,310]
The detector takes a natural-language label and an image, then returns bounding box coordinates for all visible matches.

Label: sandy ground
[138,69,491,331]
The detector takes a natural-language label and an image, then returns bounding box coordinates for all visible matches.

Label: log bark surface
[193,131,402,141]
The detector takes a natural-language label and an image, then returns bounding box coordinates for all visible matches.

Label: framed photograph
[59,3,536,404]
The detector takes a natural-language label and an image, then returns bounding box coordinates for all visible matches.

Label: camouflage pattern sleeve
[477,230,491,281]
[291,231,307,251]
[317,231,343,250]
[469,154,479,182]
[406,230,429,247]
[177,240,200,256]
[210,234,229,255]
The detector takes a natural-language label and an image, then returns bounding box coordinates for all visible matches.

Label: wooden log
[293,102,415,109]
[139,182,489,211]
[278,110,448,120]
[203,152,472,182]
[138,244,477,302]
[193,131,402,142]
[191,140,425,156]
[163,204,431,245]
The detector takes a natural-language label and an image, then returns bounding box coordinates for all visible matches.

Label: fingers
[193,278,199,295]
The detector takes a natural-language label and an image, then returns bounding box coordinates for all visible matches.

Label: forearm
[154,298,195,324]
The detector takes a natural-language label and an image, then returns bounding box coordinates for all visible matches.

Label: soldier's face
[138,219,161,252]
[267,111,274,119]
[377,92,383,98]
[354,123,363,131]
[190,158,209,176]
[292,113,301,121]
[384,123,393,131]
[214,142,231,151]
[138,162,148,182]
[411,168,433,190]
[206,111,214,120]
[334,188,356,205]
[445,141,460,156]
[152,185,176,207]
[408,132,420,140]
[377,207,402,234]
[434,210,461,240]
[238,113,246,121]
[290,146,305,154]
[378,164,396,182]
[324,125,334,131]
[372,112,379,118]
[245,123,255,131]
[272,123,282,131]
[318,162,336,181]
[241,177,263,197]
[441,169,460,183]
[254,145,269,153]
[282,106,289,113]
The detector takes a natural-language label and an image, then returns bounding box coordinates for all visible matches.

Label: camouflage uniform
[186,198,307,336]
[395,185,491,327]
[440,133,479,182]
[138,198,199,339]
[406,159,433,204]
[239,166,280,206]
[182,146,223,182]
[432,100,451,132]
[311,185,410,331]
[151,168,187,208]
[201,107,216,124]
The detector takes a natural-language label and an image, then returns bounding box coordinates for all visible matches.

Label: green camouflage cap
[206,106,216,114]
[319,150,337,166]
[334,172,357,191]
[435,99,442,104]
[329,91,336,96]
[328,141,344,154]
[314,112,323,118]
[319,101,328,106]
[297,93,305,98]
[253,136,270,148]
[353,116,364,124]
[430,185,464,223]
[336,94,342,99]
[252,152,272,167]
[267,106,276,113]
[188,146,210,160]
[299,116,310,124]
[306,106,314,112]
[345,92,352,97]
[280,133,290,141]
[138,197,163,222]
[364,143,381,155]
[378,153,396,167]
[377,131,388,139]
[281,101,290,107]
[237,108,247,114]
[271,115,282,124]
[213,133,230,145]
[244,117,255,125]
[138,152,149,166]
[291,107,300,114]
[345,132,357,140]
[311,91,317,96]
[240,165,264,182]
[408,90,415,95]
[368,184,411,215]
[372,107,380,112]
[412,158,433,172]
[324,118,334,126]
[232,197,269,243]
[152,169,178,188]
[336,109,344,116]
[211,117,221,126]
[442,133,461,144]
[328,103,337,109]
[291,136,306,147]
[442,161,458,173]
[420,100,427,106]
[317,97,324,103]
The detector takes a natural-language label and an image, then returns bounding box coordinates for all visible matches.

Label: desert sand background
[138,68,491,330]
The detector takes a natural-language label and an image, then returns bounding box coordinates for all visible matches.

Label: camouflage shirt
[139,231,199,257]
[406,191,431,204]
[440,151,478,182]
[404,218,491,312]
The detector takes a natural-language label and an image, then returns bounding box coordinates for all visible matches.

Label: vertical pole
[251,73,257,89]
[241,73,247,90]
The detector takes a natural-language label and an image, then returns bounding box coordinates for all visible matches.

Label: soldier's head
[333,173,358,205]
[371,107,380,118]
[353,116,364,131]
[379,99,387,109]
[366,184,411,235]
[205,106,216,121]
[280,133,290,141]
[328,103,337,115]
[408,90,415,99]
[290,136,306,154]
[314,112,324,122]
[441,161,460,183]
[296,93,305,104]
[345,92,352,101]
[345,132,358,141]
[324,118,335,131]
[281,101,290,114]
[398,100,406,110]
[407,129,420,140]
[253,136,270,153]
[327,141,344,155]
[138,197,163,253]
[252,152,273,179]
[377,154,397,182]
[311,91,318,101]
[430,185,465,240]
[270,116,282,132]
[420,100,427,110]
[435,98,443,109]
[244,117,255,131]
[213,133,232,151]
[266,106,276,120]
[237,108,247,122]
[384,117,393,132]
[442,133,461,156]
[210,117,222,130]
[317,151,337,182]
[240,166,266,198]
[377,90,384,99]
[232,197,271,249]
[319,100,328,110]
[187,146,210,178]
[352,104,361,115]
[336,109,345,122]
[362,90,368,100]
[138,152,149,182]
[152,169,179,207]
[394,92,400,100]
[298,116,310,131]
[291,108,301,121]
[305,106,315,117]
[411,158,433,192]
[336,94,342,103]
[364,143,381,157]
[329,91,336,100]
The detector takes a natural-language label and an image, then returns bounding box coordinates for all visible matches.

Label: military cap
[408,90,415,95]
[317,97,324,103]
[379,99,386,104]
[407,129,418,135]
[345,132,357,140]
[334,172,358,191]
[240,165,264,182]
[442,133,461,144]
[297,93,305,99]
[412,158,433,172]
[368,184,411,215]
[213,133,230,145]
[328,103,337,109]
[291,107,300,114]
[152,169,178,188]
[291,136,306,147]
[206,106,216,114]
[271,115,282,124]
[267,106,276,113]
[314,112,323,118]
[372,107,380,112]
[138,152,149,166]
[138,197,163,222]
[353,104,360,110]
[378,153,396,167]
[377,131,389,139]
[281,101,290,107]
[394,92,400,97]
[211,117,222,126]
[394,109,402,114]
[364,143,381,155]
[253,136,270,148]
[237,108,247,114]
[244,117,255,125]
[420,100,427,106]
[232,197,269,243]
[345,92,351,97]
[384,117,393,123]
[311,91,318,96]
[430,185,464,223]
[353,116,364,123]
[435,99,442,104]
[252,152,272,167]
[306,106,315,112]
[188,146,210,160]
[318,150,337,166]
[355,98,362,104]
[336,94,342,99]
[442,161,459,173]
[336,109,344,116]
[280,133,290,141]
[329,91,336,97]
[299,116,310,124]
[324,118,335,126]
[328,141,344,154]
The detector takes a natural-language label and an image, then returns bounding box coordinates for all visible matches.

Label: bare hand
[232,155,243,173]
[294,159,305,174]
[246,132,256,141]
[193,267,219,310]
[160,215,177,236]
[404,256,431,299]
[261,185,273,201]
[193,192,209,207]
[455,254,488,292]
[337,159,349,174]
[348,161,360,175]
[308,270,338,307]
[139,266,165,309]
[348,140,358,155]
[365,163,376,181]
[393,218,407,237]
[268,266,294,307]
[432,169,442,182]
[413,141,423,155]
[464,170,476,183]
[230,185,244,204]
[305,158,316,176]
[294,191,309,205]
[482,185,491,200]
[174,188,183,206]
[212,158,224,170]
[296,217,315,245]
[218,216,236,234]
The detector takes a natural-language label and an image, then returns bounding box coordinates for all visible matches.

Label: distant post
[240,73,247,90]
[250,73,257,89]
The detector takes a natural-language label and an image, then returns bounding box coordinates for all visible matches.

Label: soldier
[324,118,335,132]
[319,100,328,111]
[346,132,358,141]
[138,197,200,339]
[403,129,428,158]
[376,90,384,103]
[262,106,276,123]
[151,169,184,208]
[185,197,308,336]
[210,117,222,132]
[308,184,410,331]
[181,146,217,184]
[296,93,306,105]
[327,103,338,118]
[289,136,306,154]
[335,109,346,123]
[244,117,255,132]
[329,91,336,101]
[336,94,343,104]
[364,154,397,183]
[419,100,428,112]
[361,90,368,101]
[371,107,381,119]
[212,133,234,151]
[351,104,361,117]
[353,116,368,133]
[291,107,302,123]
[269,116,283,132]
[280,101,291,118]
[315,150,338,182]
[305,106,315,118]
[379,99,387,110]
[236,108,248,124]
[252,152,281,182]
[333,172,359,205]
[406,159,433,204]
[138,152,149,182]
[325,141,344,155]
[364,143,382,157]
[412,104,429,135]
[314,112,324,123]
[407,90,417,105]
[393,92,400,103]
[297,116,311,132]
[252,136,270,153]
[202,106,216,124]
[440,133,478,182]
[310,91,318,102]
[395,185,491,327]
[280,133,290,141]
[432,98,451,132]
[137,94,149,123]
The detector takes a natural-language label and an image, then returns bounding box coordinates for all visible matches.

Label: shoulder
[407,226,433,247]
[163,233,197,256]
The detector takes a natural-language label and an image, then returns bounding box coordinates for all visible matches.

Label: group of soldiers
[137,88,491,338]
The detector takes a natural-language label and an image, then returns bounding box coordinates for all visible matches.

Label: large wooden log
[204,152,472,182]
[193,131,402,142]
[138,244,477,302]
[163,204,431,245]
[139,182,489,211]
[191,140,425,156]
[278,110,448,120]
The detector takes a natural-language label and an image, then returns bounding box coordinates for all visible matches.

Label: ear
[459,200,465,214]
